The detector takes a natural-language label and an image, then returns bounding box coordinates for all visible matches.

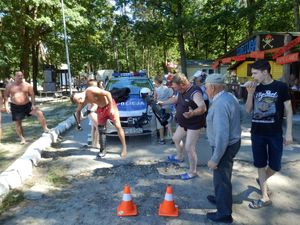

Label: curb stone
[0,114,76,203]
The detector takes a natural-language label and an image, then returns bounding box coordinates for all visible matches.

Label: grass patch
[0,99,76,172]
[47,166,69,187]
[0,189,25,215]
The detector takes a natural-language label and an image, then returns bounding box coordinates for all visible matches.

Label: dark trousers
[213,140,241,216]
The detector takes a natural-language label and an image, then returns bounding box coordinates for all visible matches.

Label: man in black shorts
[4,71,50,144]
[245,60,293,209]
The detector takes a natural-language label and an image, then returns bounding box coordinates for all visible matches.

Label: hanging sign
[249,51,265,59]
[273,36,300,59]
[276,52,299,64]
[221,57,232,64]
[233,54,246,62]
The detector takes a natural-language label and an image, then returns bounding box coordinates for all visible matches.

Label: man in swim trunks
[71,86,127,158]
[4,71,50,144]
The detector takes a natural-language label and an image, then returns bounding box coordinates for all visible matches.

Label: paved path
[0,107,300,225]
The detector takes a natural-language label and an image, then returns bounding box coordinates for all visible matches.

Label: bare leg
[89,112,100,148]
[185,128,201,175]
[159,127,164,140]
[172,126,186,161]
[257,167,274,202]
[15,120,26,144]
[113,119,127,158]
[35,109,49,132]
[93,125,100,148]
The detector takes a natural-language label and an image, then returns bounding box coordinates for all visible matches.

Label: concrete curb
[0,115,76,202]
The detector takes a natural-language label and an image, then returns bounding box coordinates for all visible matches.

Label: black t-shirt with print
[251,80,290,136]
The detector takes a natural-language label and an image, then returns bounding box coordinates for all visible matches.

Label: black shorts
[11,102,32,121]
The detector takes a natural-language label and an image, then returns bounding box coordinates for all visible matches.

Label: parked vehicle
[105,72,157,136]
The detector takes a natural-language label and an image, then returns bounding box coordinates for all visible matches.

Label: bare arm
[284,100,293,145]
[75,103,85,128]
[160,95,177,105]
[183,92,206,118]
[28,84,36,106]
[4,85,10,113]
[245,81,257,113]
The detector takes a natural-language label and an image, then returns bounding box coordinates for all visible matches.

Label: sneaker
[96,149,107,158]
[158,139,166,145]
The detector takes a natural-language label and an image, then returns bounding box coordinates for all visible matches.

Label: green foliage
[0,0,299,79]
[0,189,25,215]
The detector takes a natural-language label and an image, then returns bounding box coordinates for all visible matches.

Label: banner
[273,36,300,59]
[276,53,299,64]
[221,57,232,64]
[233,54,246,62]
[249,51,265,59]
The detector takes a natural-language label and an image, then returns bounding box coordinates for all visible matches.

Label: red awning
[249,51,265,59]
[233,54,246,62]
[273,36,300,59]
[276,52,299,64]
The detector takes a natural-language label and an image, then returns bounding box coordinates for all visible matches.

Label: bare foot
[43,128,51,133]
[20,139,27,145]
[121,150,127,158]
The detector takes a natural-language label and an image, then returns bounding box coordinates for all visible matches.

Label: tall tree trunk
[176,2,187,76]
[223,29,228,54]
[32,43,39,94]
[294,0,300,31]
[178,33,187,76]
[20,25,31,80]
[246,0,256,36]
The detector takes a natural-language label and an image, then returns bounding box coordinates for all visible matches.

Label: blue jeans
[213,140,241,216]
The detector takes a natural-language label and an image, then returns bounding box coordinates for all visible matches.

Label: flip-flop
[180,173,197,180]
[249,199,272,209]
[167,154,184,163]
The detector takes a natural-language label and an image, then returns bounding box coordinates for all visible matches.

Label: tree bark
[32,43,39,94]
[294,0,300,31]
[176,1,187,76]
[20,25,31,80]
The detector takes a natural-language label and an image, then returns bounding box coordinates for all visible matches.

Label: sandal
[167,154,184,163]
[180,173,197,180]
[249,199,272,209]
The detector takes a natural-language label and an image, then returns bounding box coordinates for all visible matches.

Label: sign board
[276,52,299,64]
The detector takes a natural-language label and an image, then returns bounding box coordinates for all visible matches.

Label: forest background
[0,0,299,93]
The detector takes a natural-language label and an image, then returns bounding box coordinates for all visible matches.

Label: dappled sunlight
[241,130,251,137]
[241,138,252,146]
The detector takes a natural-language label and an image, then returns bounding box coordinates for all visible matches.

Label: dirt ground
[0,111,300,225]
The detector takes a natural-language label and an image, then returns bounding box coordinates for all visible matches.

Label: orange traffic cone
[117,184,138,216]
[158,185,179,217]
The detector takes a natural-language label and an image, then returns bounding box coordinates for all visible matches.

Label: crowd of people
[0,59,294,223]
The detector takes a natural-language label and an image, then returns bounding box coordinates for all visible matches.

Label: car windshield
[106,78,153,95]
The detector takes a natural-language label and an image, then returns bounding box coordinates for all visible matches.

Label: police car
[105,72,157,136]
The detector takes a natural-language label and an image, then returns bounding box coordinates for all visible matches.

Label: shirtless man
[71,86,127,158]
[4,71,50,144]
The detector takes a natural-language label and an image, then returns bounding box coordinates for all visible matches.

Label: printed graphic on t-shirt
[252,90,278,123]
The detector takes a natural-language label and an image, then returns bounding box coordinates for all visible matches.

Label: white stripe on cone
[164,193,173,201]
[122,193,132,201]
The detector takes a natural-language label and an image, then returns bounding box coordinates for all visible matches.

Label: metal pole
[61,0,72,95]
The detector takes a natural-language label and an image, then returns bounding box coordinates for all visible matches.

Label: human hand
[5,107,11,114]
[183,107,194,118]
[207,160,218,170]
[157,101,163,106]
[30,105,37,115]
[243,81,257,95]
[284,134,293,145]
